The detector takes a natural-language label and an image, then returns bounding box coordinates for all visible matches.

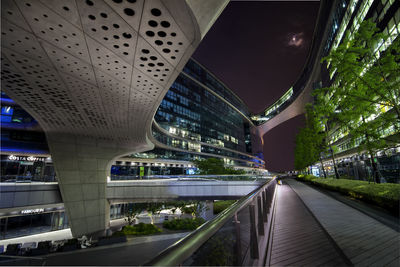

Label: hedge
[213,200,236,214]
[163,218,205,230]
[297,175,400,215]
[117,223,162,236]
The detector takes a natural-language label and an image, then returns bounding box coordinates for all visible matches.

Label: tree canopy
[310,19,400,182]
[193,158,246,175]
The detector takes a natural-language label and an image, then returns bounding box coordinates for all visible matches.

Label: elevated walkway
[269,179,399,267]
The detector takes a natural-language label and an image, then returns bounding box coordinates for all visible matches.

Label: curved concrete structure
[255,0,333,137]
[257,74,314,136]
[1,0,228,237]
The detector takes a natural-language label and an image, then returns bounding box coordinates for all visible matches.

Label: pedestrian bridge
[107,179,265,203]
[0,178,267,212]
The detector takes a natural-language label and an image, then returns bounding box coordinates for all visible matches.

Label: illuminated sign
[8,155,46,162]
[21,208,44,214]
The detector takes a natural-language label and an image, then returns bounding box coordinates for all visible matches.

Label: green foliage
[213,200,236,214]
[294,105,325,171]
[297,175,400,215]
[189,231,236,266]
[124,202,165,225]
[193,158,245,175]
[163,218,205,230]
[119,223,162,236]
[313,19,400,181]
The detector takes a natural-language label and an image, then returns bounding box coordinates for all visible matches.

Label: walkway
[269,179,400,267]
[269,182,349,266]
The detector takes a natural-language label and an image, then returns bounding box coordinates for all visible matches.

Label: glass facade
[0,59,264,173]
[149,59,264,168]
[0,209,68,240]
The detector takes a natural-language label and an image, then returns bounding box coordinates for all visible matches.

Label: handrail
[146,177,277,266]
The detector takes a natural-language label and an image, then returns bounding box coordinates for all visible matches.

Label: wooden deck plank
[286,179,400,267]
[268,183,348,266]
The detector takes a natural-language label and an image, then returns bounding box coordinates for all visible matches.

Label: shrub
[163,218,205,230]
[121,223,162,236]
[213,200,236,214]
[296,175,400,215]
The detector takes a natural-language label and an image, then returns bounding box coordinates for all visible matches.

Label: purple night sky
[192,1,320,171]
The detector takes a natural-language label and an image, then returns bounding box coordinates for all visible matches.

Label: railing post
[234,213,242,266]
[257,196,264,235]
[249,204,259,259]
[262,190,268,222]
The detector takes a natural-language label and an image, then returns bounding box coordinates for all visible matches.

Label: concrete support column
[47,133,123,238]
[198,200,214,221]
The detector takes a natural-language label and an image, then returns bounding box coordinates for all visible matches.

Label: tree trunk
[325,123,339,179]
[369,152,380,183]
[329,144,340,179]
[320,158,327,178]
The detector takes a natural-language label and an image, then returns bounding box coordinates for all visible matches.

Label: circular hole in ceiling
[102,26,108,30]
[112,0,123,3]
[113,35,120,39]
[140,57,148,61]
[88,15,96,20]
[113,24,120,28]
[142,49,150,54]
[86,0,94,6]
[150,56,157,60]
[158,31,166,37]
[167,41,172,45]
[124,8,135,16]
[127,0,136,3]
[151,8,161,16]
[146,31,155,37]
[148,20,158,27]
[123,43,129,47]
[171,32,176,37]
[122,32,132,39]
[155,40,163,46]
[63,6,70,11]
[100,13,108,18]
[148,63,155,67]
[157,63,164,66]
[161,21,170,28]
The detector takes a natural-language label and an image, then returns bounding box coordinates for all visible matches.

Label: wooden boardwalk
[268,183,349,266]
[286,179,400,267]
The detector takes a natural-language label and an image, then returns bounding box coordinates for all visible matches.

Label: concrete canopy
[1,0,228,237]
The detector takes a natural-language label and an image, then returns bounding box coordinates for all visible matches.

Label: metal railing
[110,174,272,181]
[146,177,277,266]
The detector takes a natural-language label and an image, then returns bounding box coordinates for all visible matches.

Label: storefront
[0,155,56,182]
[0,207,68,240]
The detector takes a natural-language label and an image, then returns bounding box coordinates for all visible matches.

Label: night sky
[192,1,320,171]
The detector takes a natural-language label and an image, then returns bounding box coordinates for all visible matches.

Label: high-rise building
[252,0,399,181]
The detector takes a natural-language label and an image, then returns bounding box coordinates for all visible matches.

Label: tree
[193,158,245,175]
[318,19,400,183]
[294,105,327,177]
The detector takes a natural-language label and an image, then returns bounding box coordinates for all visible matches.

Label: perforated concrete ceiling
[1,0,227,149]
